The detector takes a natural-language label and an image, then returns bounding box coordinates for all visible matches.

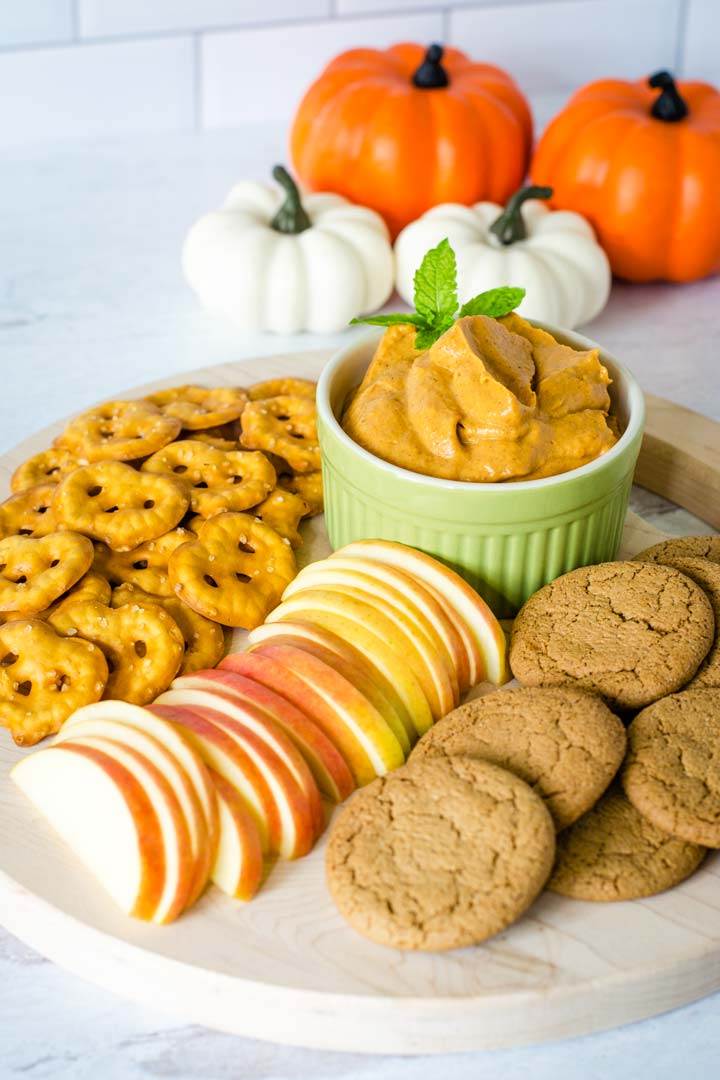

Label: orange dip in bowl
[341,313,618,483]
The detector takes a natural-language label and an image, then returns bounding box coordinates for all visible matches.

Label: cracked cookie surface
[635,536,720,566]
[326,756,555,951]
[510,562,714,710]
[408,687,626,830]
[622,689,720,847]
[549,787,706,900]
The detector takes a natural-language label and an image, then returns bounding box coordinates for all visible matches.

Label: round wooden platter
[1,351,719,1055]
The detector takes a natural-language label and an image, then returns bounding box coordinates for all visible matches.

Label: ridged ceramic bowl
[317,322,645,618]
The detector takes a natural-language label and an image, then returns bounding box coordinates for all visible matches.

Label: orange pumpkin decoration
[532,71,720,282]
[290,43,532,237]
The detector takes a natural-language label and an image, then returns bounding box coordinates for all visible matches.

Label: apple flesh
[207,768,264,902]
[12,741,167,922]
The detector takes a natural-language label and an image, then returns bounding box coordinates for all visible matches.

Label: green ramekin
[316,322,646,619]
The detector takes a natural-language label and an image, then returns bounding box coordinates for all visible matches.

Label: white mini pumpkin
[183,166,394,334]
[395,186,611,329]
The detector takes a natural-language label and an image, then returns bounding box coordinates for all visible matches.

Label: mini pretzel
[141,441,276,519]
[0,619,108,745]
[168,513,296,628]
[11,447,83,493]
[43,571,112,621]
[278,470,323,517]
[112,584,225,675]
[248,378,316,401]
[92,527,194,596]
[49,598,184,705]
[53,461,189,551]
[0,532,94,616]
[240,395,320,474]
[0,484,58,540]
[56,400,181,462]
[146,385,248,430]
[253,490,307,549]
[184,423,238,451]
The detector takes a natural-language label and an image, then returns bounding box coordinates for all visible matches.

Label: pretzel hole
[1,652,18,666]
[99,428,113,439]
[50,559,60,567]
[277,414,290,422]
[132,559,148,570]
[104,506,119,514]
[194,482,208,490]
[0,563,5,572]
[204,574,218,588]
[46,467,60,477]
[55,673,70,691]
[238,541,255,554]
[232,475,243,484]
[289,432,305,440]
[16,680,32,696]
[134,640,147,658]
[19,528,33,536]
[143,499,155,509]
[236,572,251,584]
[173,465,187,474]
[14,575,27,585]
[88,486,103,497]
[38,505,50,515]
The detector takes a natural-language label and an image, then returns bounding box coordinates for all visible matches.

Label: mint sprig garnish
[351,238,525,349]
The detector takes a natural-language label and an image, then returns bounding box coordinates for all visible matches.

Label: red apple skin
[171,668,352,807]
[54,741,167,923]
[207,767,264,902]
[150,703,279,854]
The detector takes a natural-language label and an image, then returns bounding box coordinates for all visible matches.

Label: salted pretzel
[56,399,181,462]
[43,570,112,621]
[92,527,194,596]
[0,532,94,616]
[146,385,248,430]
[0,618,108,745]
[240,395,320,474]
[111,583,225,674]
[0,484,58,540]
[141,441,275,519]
[168,512,296,628]
[11,447,83,493]
[252,489,307,549]
[49,598,184,705]
[247,377,315,401]
[277,470,323,517]
[53,461,189,551]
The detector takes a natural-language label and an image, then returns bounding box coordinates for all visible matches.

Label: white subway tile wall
[0,0,716,145]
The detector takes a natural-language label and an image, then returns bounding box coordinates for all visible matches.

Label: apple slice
[153,692,318,859]
[247,620,418,748]
[334,540,509,686]
[56,734,195,923]
[207,768,264,902]
[149,702,276,854]
[287,556,469,692]
[220,646,405,786]
[54,712,212,906]
[282,573,459,715]
[264,594,435,733]
[12,741,166,922]
[62,700,219,891]
[170,670,353,803]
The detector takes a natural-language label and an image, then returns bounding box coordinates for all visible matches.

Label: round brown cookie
[548,788,706,901]
[622,689,720,846]
[634,536,720,566]
[510,562,714,710]
[408,687,626,830]
[326,756,555,951]
[632,555,720,689]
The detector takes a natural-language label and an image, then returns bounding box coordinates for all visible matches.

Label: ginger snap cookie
[510,562,714,710]
[326,756,555,951]
[634,536,720,566]
[622,689,720,847]
[549,787,706,901]
[632,555,720,689]
[408,687,626,831]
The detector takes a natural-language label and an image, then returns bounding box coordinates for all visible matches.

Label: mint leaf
[350,313,425,328]
[458,286,525,319]
[414,325,446,351]
[413,238,457,328]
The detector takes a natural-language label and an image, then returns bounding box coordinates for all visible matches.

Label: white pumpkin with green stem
[182,165,394,334]
[394,186,611,330]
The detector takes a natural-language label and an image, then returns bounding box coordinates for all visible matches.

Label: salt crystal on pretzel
[111,583,225,674]
[56,399,181,462]
[277,470,323,517]
[240,395,320,474]
[253,489,307,549]
[92,527,194,596]
[141,440,275,519]
[11,447,83,493]
[0,484,58,540]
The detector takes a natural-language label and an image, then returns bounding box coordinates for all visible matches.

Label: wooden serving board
[0,351,719,1055]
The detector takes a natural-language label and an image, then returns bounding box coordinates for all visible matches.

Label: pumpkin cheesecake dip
[342,313,618,482]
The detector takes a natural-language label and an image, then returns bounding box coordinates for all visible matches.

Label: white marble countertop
[1,127,719,1078]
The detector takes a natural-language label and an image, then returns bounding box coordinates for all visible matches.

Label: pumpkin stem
[649,71,688,122]
[412,44,449,89]
[270,165,312,235]
[489,185,553,246]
